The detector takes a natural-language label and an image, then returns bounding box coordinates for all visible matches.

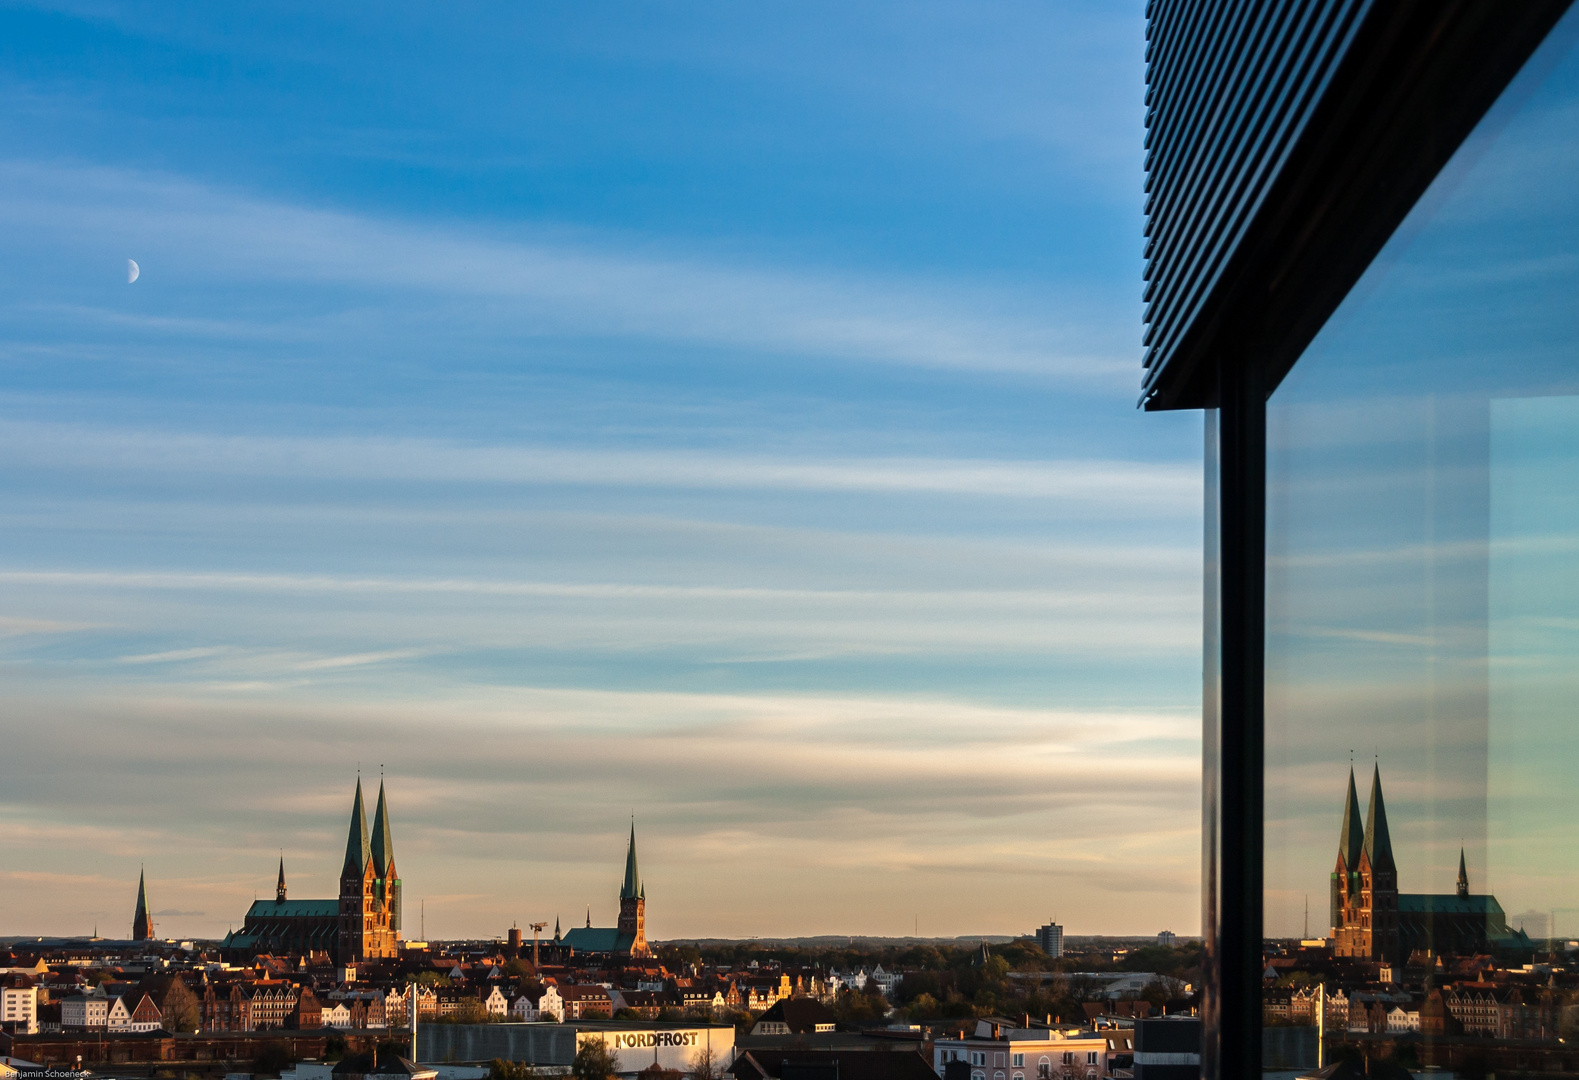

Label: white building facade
[1,980,38,1035]
[934,1024,1115,1080]
[60,992,110,1030]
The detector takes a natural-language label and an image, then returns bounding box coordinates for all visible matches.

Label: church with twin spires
[1330,764,1530,961]
[221,777,402,964]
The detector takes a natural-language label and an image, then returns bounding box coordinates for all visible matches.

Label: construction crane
[529,921,548,968]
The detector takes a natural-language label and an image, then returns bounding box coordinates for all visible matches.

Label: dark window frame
[1143,3,1575,1078]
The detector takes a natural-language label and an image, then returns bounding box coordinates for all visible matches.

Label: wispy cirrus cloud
[0,160,1135,383]
[0,420,1194,505]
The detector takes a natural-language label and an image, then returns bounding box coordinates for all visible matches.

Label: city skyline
[4,772,1192,943]
[0,2,1202,940]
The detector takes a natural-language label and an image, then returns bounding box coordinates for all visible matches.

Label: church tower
[337,778,400,963]
[616,822,650,957]
[1330,767,1365,935]
[276,856,288,903]
[1361,763,1400,960]
[132,869,154,941]
[370,780,402,935]
[1335,765,1400,960]
[1457,847,1470,899]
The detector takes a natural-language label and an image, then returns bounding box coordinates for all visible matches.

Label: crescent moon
[127,259,140,284]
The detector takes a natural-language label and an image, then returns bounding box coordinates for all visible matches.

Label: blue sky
[0,1,1203,940]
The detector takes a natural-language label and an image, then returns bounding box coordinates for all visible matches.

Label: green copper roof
[344,778,371,876]
[561,927,636,954]
[1338,767,1364,871]
[245,898,339,919]
[620,822,640,900]
[1398,893,1505,916]
[1364,763,1396,872]
[371,780,395,878]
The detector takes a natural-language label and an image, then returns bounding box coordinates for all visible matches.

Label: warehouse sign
[610,1031,700,1050]
[579,1026,736,1075]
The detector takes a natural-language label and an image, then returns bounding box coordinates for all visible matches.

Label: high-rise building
[1035,921,1063,958]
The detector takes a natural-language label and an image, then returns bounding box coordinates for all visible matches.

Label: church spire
[1338,767,1365,871]
[620,820,641,900]
[370,779,395,878]
[554,915,561,942]
[132,868,154,941]
[1363,763,1396,872]
[343,777,371,876]
[276,855,288,903]
[1457,847,1469,898]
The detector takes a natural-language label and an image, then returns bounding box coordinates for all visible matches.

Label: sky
[0,0,1206,942]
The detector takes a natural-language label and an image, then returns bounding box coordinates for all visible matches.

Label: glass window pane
[1264,7,1579,1073]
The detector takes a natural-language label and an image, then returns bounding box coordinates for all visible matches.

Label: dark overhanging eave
[1141,0,1574,412]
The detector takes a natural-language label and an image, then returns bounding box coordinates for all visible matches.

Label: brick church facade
[222,778,402,964]
[1330,765,1530,961]
[559,822,651,958]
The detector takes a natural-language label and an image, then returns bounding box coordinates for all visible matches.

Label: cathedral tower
[1330,767,1365,934]
[616,822,649,956]
[277,856,288,903]
[370,780,402,934]
[132,869,154,941]
[337,778,400,963]
[1334,764,1400,961]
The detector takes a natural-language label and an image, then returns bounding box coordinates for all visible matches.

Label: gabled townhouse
[1385,1001,1420,1034]
[508,981,565,1023]
[382,985,409,1029]
[292,986,322,1029]
[247,982,301,1031]
[481,985,508,1018]
[128,992,165,1033]
[409,984,438,1020]
[104,995,133,1031]
[536,983,564,1022]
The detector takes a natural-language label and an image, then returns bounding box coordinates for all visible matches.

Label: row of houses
[1264,984,1559,1040]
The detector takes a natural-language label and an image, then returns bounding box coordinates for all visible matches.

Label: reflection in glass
[1262,7,1579,1074]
